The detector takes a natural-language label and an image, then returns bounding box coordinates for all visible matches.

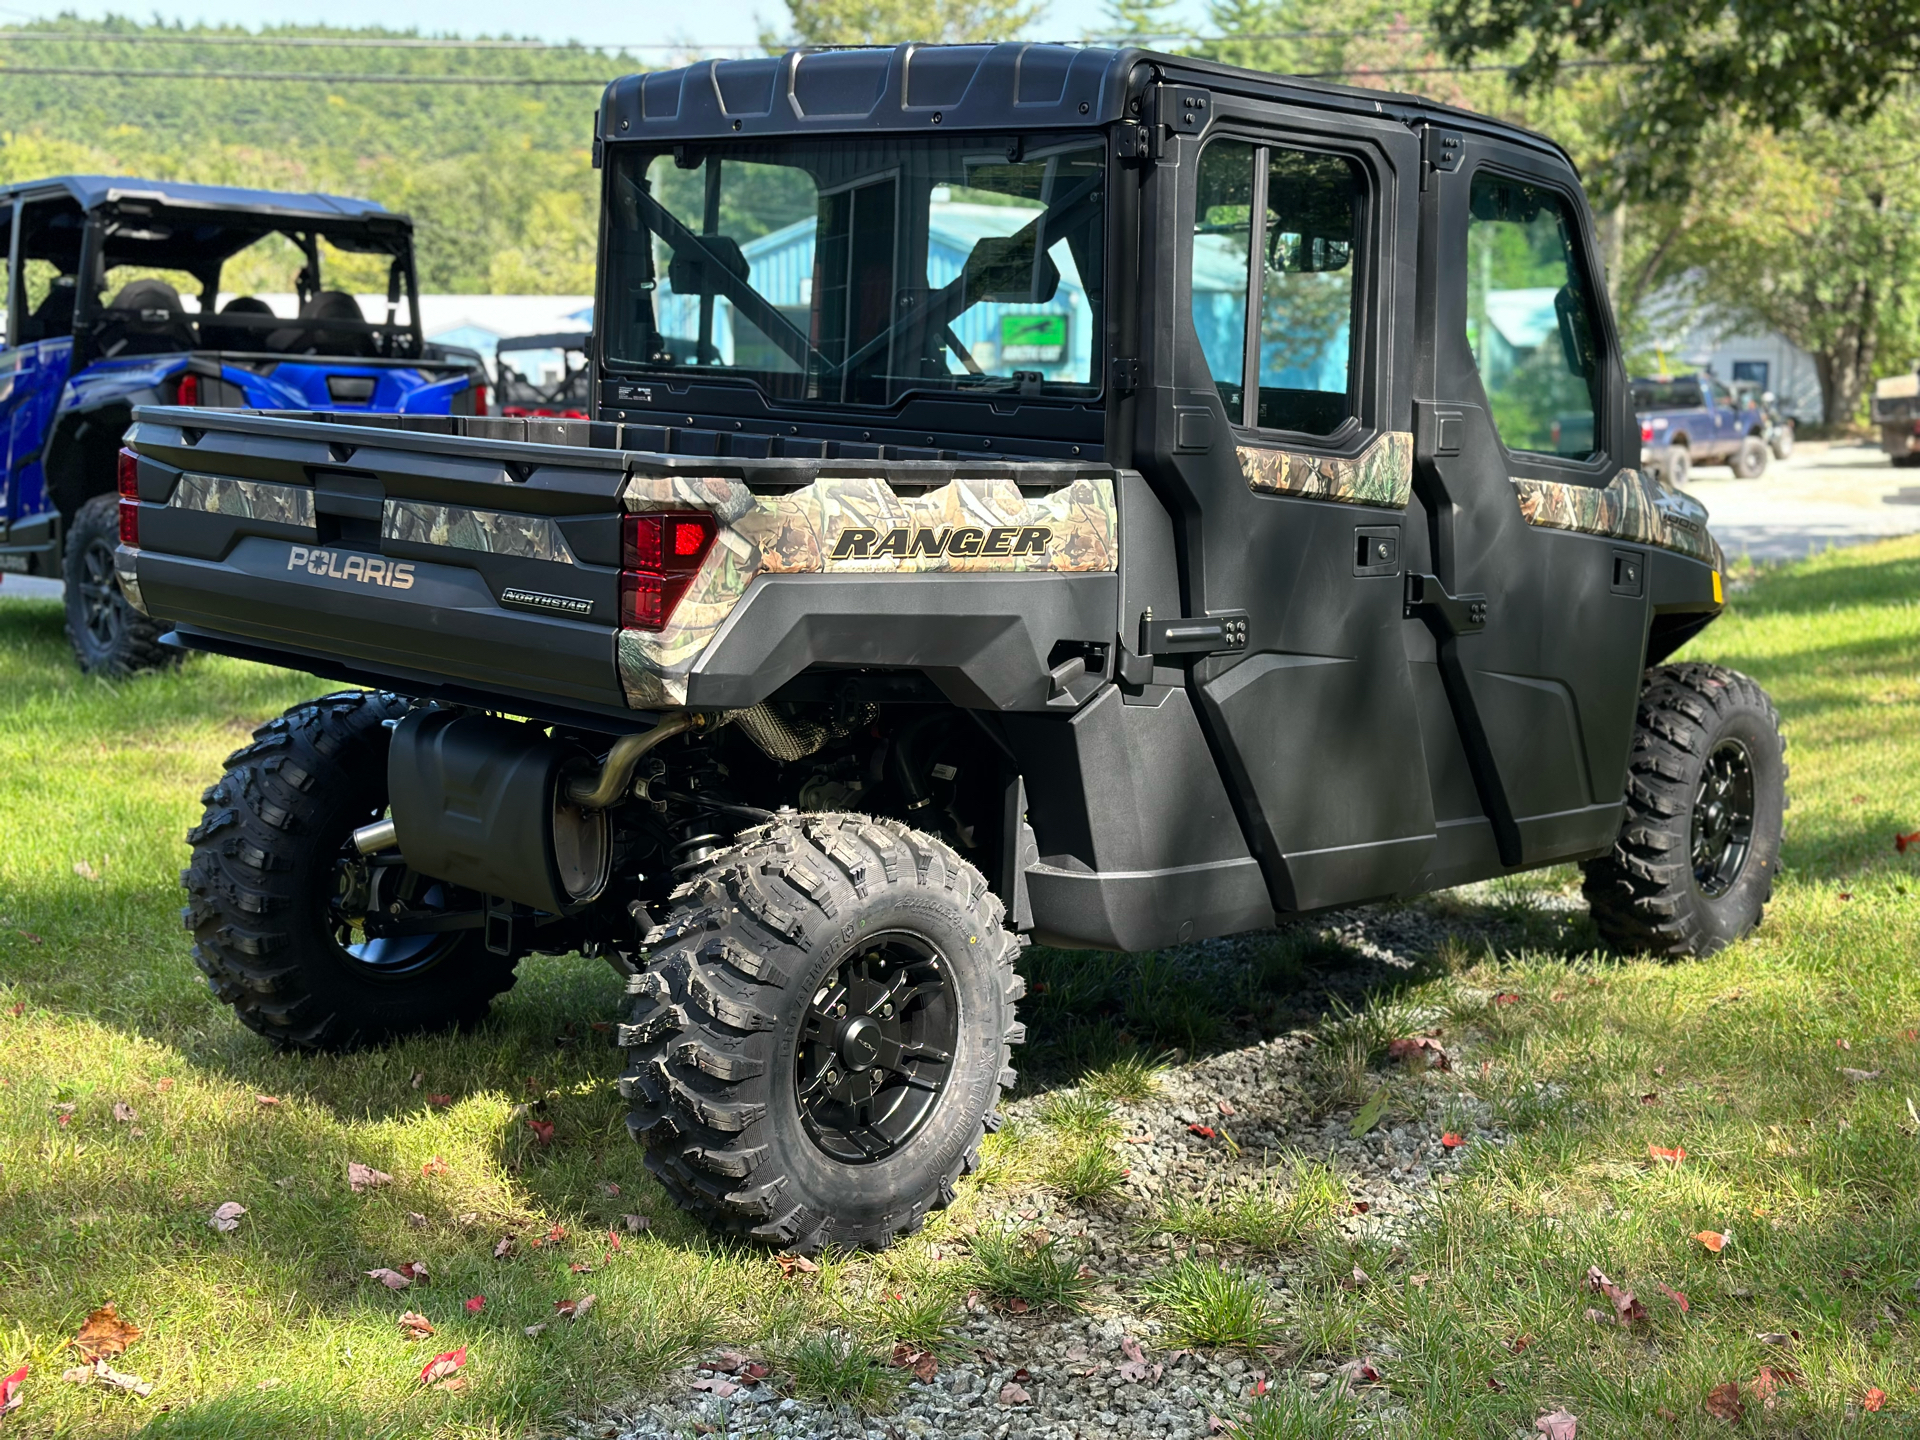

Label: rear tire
[63,493,178,677]
[621,813,1025,1252]
[1663,446,1691,487]
[1584,664,1787,956]
[1771,424,1794,460]
[182,690,516,1050]
[1730,436,1769,479]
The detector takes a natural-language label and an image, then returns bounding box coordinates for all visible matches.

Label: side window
[1465,172,1601,460]
[1190,140,1254,417]
[1254,148,1359,436]
[1188,138,1362,438]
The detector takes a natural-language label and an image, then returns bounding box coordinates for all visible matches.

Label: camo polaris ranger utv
[122,43,1785,1251]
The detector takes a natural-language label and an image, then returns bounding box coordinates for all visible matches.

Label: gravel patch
[587,892,1565,1440]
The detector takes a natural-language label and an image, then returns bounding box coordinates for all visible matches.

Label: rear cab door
[1409,120,1648,874]
[0,193,85,557]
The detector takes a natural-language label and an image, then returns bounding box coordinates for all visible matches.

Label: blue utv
[0,176,485,674]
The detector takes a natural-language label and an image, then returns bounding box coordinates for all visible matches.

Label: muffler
[382,710,611,913]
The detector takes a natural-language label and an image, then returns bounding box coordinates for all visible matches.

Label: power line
[0,63,615,84]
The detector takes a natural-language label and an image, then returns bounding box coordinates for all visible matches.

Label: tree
[1430,0,1920,198]
[771,0,1044,46]
[1096,0,1181,40]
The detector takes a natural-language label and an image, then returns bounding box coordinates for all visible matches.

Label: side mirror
[962,234,1059,305]
[666,235,749,297]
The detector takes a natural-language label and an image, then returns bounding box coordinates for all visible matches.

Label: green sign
[1000,313,1067,363]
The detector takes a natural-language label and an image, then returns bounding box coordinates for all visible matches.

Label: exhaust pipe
[564,711,705,809]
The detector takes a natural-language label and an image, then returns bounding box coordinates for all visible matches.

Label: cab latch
[1404,572,1487,637]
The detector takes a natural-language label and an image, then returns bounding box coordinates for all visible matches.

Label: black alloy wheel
[61,492,177,676]
[75,530,123,652]
[328,835,477,981]
[1691,739,1756,898]
[795,935,960,1164]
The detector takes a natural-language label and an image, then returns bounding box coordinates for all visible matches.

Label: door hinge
[1404,572,1486,637]
[1420,126,1463,188]
[1110,356,1141,394]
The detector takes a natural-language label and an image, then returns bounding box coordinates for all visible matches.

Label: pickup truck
[124,43,1781,1252]
[1633,372,1770,483]
[0,176,485,675]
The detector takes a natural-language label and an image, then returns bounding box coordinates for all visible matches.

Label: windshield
[602,135,1106,408]
[1633,379,1705,410]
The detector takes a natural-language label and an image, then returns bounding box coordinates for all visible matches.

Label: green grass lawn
[0,536,1917,1437]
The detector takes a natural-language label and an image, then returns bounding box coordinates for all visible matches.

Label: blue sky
[0,0,1213,50]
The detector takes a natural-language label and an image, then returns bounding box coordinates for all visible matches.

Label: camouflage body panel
[1512,468,1722,567]
[382,499,579,565]
[615,469,1119,709]
[1239,430,1413,508]
[169,473,315,531]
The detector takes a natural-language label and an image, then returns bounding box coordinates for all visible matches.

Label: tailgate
[125,409,632,713]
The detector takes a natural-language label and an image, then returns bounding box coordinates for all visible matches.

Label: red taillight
[619,510,717,631]
[117,447,140,545]
[176,372,199,406]
[472,380,489,415]
[1641,422,1655,444]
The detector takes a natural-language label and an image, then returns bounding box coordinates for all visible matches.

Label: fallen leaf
[569,1262,593,1273]
[1748,1366,1800,1406]
[1641,1093,1659,1105]
[367,1268,415,1290]
[1441,1132,1465,1149]
[605,1230,623,1253]
[465,1296,484,1314]
[73,860,99,881]
[457,1212,477,1226]
[890,1343,938,1382]
[1386,1035,1451,1070]
[1333,1357,1381,1386]
[72,1304,142,1360]
[1186,1124,1216,1140]
[208,1201,247,1234]
[526,1118,554,1145]
[6,1002,20,1017]
[411,1071,424,1089]
[1705,1381,1744,1423]
[1863,1387,1888,1411]
[534,1222,565,1246]
[1896,830,1920,853]
[1535,1409,1577,1440]
[1586,1266,1646,1326]
[623,1214,650,1233]
[772,1253,819,1277]
[1841,1067,1883,1083]
[1351,1201,1370,1214]
[419,1347,466,1388]
[1409,1273,1430,1288]
[112,1102,136,1124]
[1342,1265,1370,1291]
[1207,1416,1228,1434]
[18,932,40,945]
[0,1363,25,1415]
[1695,1230,1732,1253]
[347,1162,393,1193]
[407,1211,428,1229]
[555,1294,596,1322]
[1487,1375,1508,1393]
[396,1310,435,1340]
[1117,1335,1152,1383]
[1492,992,1521,1006]
[421,1156,450,1177]
[998,1382,1030,1406]
[427,1094,452,1107]
[1648,1145,1686,1166]
[492,1236,513,1259]
[1006,1297,1031,1314]
[1754,1331,1793,1345]
[1838,1038,1852,1051]
[1508,1334,1534,1354]
[1839,892,1854,902]
[602,1183,621,1197]
[1656,1282,1690,1314]
[693,1376,738,1397]
[1217,1099,1236,1117]
[1349,1086,1390,1138]
[62,1357,152,1397]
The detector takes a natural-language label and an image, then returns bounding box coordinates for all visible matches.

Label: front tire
[1730,436,1769,479]
[63,493,178,676]
[182,690,516,1049]
[622,813,1025,1252]
[1584,664,1787,956]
